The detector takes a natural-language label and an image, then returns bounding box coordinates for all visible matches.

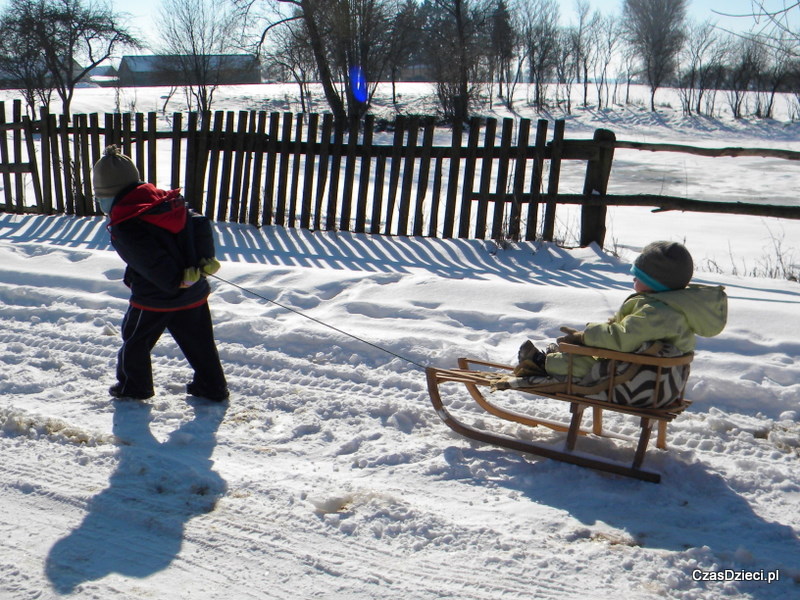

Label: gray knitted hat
[92,145,139,198]
[632,241,694,291]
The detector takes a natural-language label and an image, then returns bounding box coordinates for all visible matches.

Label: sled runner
[426,343,694,483]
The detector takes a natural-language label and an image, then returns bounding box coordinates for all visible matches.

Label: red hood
[109,184,186,233]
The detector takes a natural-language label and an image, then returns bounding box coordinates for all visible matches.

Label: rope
[209,273,427,371]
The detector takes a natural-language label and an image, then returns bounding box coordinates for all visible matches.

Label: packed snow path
[1,214,798,599]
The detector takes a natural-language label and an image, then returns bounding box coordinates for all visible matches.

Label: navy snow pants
[116,302,227,398]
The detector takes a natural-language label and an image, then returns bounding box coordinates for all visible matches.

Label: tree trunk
[302,0,346,122]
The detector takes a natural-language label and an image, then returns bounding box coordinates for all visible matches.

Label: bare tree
[714,2,800,118]
[486,0,529,111]
[618,44,638,105]
[754,34,793,118]
[264,17,317,112]
[0,10,55,117]
[0,0,139,120]
[591,15,619,109]
[678,20,719,115]
[622,0,688,111]
[385,0,423,107]
[240,0,397,122]
[728,1,800,51]
[422,0,490,124]
[158,0,247,115]
[726,35,765,118]
[487,0,515,102]
[553,28,575,112]
[570,0,599,107]
[521,0,560,110]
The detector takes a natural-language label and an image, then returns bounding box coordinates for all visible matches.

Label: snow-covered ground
[1,84,799,599]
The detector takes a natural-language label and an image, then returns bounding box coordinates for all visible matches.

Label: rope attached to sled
[209,274,427,370]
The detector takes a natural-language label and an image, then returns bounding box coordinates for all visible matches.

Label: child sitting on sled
[512,241,727,394]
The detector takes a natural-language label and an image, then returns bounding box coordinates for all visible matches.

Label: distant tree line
[3,0,800,124]
[241,0,800,123]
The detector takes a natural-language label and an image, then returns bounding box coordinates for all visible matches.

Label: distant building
[117,55,261,87]
[87,64,119,87]
[0,58,85,89]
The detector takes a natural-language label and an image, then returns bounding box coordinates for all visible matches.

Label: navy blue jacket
[108,183,215,311]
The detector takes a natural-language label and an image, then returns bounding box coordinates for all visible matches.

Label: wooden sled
[426,343,694,483]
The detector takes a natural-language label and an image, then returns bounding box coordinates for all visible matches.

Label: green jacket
[545,284,728,379]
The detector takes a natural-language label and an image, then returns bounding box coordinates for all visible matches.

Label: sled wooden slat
[427,344,694,483]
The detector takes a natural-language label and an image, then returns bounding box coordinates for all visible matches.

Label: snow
[1,83,799,599]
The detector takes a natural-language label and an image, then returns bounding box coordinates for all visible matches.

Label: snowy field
[1,83,799,599]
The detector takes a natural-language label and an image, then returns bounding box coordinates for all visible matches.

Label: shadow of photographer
[45,399,227,594]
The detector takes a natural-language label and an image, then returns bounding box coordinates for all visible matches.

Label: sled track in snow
[0,286,588,599]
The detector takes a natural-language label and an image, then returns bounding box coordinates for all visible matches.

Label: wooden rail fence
[1,99,798,247]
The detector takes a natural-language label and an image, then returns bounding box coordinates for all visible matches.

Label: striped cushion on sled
[492,342,690,409]
[580,343,690,408]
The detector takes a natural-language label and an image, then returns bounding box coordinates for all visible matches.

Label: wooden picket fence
[2,99,798,246]
[0,100,620,244]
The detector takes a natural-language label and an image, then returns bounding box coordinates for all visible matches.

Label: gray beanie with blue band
[631,241,694,292]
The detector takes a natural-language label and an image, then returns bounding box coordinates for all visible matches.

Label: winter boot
[514,340,548,377]
[109,383,153,401]
[186,382,230,402]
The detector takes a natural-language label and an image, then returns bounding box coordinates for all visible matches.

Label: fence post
[509,118,530,241]
[384,115,405,235]
[397,115,419,236]
[22,116,44,213]
[491,117,514,240]
[541,119,565,242]
[46,110,64,213]
[442,124,463,238]
[580,128,615,247]
[413,118,435,237]
[170,112,183,191]
[147,112,158,185]
[354,114,373,233]
[300,112,319,229]
[12,100,24,211]
[39,108,53,214]
[230,110,249,222]
[0,103,12,211]
[525,119,549,241]
[474,118,496,239]
[59,114,73,214]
